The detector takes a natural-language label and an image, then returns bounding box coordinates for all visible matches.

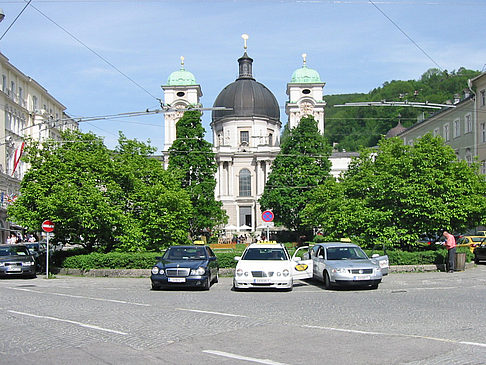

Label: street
[1,266,486,365]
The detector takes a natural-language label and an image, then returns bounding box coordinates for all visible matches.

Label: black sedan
[474,242,486,264]
[0,245,37,278]
[151,245,219,290]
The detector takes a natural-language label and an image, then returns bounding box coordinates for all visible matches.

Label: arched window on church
[239,169,251,197]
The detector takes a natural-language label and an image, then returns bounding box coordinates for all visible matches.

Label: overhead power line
[368,0,443,71]
[0,0,32,41]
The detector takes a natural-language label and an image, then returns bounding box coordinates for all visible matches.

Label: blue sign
[262,210,274,222]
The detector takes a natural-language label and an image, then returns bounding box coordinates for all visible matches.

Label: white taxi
[232,242,312,291]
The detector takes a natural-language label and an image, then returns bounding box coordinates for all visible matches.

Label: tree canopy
[168,110,227,237]
[8,130,191,252]
[301,134,486,249]
[259,116,332,234]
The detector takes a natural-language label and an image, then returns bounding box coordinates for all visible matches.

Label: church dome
[212,52,280,122]
[167,57,197,86]
[290,54,321,83]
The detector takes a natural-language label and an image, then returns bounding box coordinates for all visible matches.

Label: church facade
[162,48,330,233]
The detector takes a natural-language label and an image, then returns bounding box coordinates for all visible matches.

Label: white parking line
[7,287,151,307]
[8,310,128,335]
[177,308,247,317]
[203,350,289,364]
[302,325,486,348]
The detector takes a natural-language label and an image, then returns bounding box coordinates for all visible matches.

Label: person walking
[443,230,456,273]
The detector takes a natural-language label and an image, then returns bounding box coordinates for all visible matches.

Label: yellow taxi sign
[193,240,205,245]
[257,240,278,245]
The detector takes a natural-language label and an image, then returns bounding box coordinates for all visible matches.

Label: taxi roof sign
[193,240,205,245]
[257,240,278,245]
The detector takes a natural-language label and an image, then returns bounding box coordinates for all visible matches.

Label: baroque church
[161,40,349,233]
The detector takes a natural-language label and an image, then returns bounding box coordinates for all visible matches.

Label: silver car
[310,243,388,289]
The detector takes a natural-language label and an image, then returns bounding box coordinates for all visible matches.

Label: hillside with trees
[325,67,480,152]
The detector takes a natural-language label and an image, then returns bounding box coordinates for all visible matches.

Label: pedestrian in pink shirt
[442,231,456,273]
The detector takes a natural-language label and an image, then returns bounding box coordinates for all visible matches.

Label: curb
[58,263,475,278]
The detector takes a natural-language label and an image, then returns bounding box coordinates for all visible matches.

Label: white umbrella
[224,224,238,231]
[239,224,252,231]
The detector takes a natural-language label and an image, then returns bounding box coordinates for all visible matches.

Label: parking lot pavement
[0,265,485,364]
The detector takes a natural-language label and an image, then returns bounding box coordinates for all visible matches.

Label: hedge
[58,246,473,270]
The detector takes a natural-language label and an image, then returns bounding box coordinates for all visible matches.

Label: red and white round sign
[41,220,55,233]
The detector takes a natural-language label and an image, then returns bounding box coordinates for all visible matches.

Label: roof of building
[290,54,322,84]
[212,52,280,122]
[385,121,407,138]
[167,57,197,86]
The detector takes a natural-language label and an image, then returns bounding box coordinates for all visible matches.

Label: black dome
[212,53,280,122]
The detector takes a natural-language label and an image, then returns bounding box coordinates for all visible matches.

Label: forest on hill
[324,67,481,152]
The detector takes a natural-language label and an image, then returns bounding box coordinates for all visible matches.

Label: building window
[239,169,251,197]
[32,95,38,110]
[481,90,486,107]
[482,123,486,143]
[481,161,486,175]
[18,87,23,106]
[453,119,460,138]
[465,113,472,134]
[465,148,472,165]
[433,128,439,137]
[240,131,249,145]
[2,75,6,92]
[268,133,273,146]
[443,124,450,141]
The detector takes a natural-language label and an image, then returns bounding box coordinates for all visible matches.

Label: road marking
[203,350,289,364]
[8,310,128,335]
[177,308,247,317]
[7,287,150,307]
[302,325,486,348]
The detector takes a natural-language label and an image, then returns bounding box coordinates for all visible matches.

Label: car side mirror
[372,254,379,258]
[155,256,162,261]
[293,256,302,262]
[234,256,241,261]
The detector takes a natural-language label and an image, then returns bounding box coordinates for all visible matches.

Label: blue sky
[1,0,485,150]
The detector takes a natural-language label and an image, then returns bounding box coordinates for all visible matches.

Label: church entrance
[239,206,252,228]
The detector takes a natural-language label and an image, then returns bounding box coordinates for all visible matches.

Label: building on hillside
[161,42,350,233]
[395,72,486,172]
[0,52,78,243]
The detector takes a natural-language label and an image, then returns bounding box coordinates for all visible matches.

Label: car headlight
[0,262,5,267]
[276,272,281,276]
[236,268,243,276]
[190,267,206,276]
[151,267,162,275]
[23,261,35,266]
[282,269,289,277]
[332,268,348,273]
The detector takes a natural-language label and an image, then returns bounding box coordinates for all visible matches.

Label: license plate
[379,261,388,268]
[353,275,371,280]
[7,267,22,272]
[168,277,186,283]
[253,278,270,284]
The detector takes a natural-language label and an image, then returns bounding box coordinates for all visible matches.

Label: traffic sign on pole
[42,220,54,232]
[262,210,274,222]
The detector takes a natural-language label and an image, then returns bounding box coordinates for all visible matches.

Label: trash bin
[455,252,466,271]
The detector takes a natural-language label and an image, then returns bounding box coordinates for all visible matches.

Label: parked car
[456,236,485,253]
[473,241,486,264]
[24,242,47,272]
[0,244,37,278]
[309,242,387,289]
[151,244,219,290]
[233,242,312,291]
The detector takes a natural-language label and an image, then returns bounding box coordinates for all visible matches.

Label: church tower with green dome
[161,56,202,167]
[285,53,326,134]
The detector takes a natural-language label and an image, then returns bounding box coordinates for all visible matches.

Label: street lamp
[0,9,4,23]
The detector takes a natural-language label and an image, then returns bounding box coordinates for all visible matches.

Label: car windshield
[241,247,288,261]
[164,247,207,260]
[326,246,368,260]
[0,246,30,256]
[25,243,39,251]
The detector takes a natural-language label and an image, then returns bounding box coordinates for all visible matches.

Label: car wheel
[202,276,211,290]
[323,271,332,290]
[474,256,479,264]
[213,271,219,284]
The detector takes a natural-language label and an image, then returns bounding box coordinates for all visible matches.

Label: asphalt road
[1,266,486,365]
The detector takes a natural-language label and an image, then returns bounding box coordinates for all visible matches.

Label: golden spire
[302,53,307,67]
[180,56,185,69]
[242,34,249,51]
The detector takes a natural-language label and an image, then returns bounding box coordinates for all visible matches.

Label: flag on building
[12,141,25,176]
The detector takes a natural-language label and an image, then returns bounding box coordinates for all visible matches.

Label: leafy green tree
[8,131,122,251]
[302,134,486,249]
[259,116,332,233]
[112,133,192,251]
[168,110,227,238]
[8,130,192,252]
